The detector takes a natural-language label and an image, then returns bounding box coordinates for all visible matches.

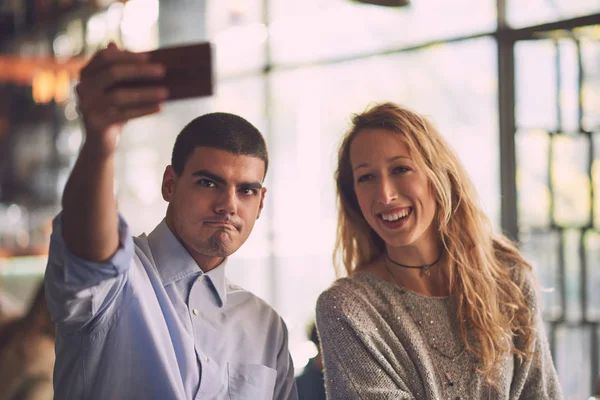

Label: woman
[316,103,562,399]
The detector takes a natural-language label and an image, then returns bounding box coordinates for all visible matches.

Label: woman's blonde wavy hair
[334,102,536,384]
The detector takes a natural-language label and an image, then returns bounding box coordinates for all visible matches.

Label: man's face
[162,147,266,270]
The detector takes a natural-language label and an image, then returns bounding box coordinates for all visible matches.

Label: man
[44,43,297,399]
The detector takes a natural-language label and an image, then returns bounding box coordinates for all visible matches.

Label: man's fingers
[77,82,167,125]
[122,104,163,120]
[76,63,166,109]
[79,63,165,98]
[100,63,166,89]
[81,44,149,78]
[107,86,169,107]
[101,103,164,125]
[84,102,163,133]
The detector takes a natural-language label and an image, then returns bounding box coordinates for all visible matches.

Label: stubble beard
[197,230,236,258]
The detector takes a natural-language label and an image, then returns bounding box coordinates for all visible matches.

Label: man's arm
[62,43,168,262]
[44,44,168,334]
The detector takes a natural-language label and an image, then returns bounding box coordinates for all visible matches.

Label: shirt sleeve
[274,317,299,400]
[316,285,418,400]
[44,212,135,335]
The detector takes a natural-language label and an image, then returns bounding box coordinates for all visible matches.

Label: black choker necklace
[385,250,443,278]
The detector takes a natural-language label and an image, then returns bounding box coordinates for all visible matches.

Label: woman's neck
[385,236,442,268]
[379,236,449,296]
[386,257,450,297]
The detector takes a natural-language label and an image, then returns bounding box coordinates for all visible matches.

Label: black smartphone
[118,42,214,101]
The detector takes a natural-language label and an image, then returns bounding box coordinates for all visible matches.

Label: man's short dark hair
[171,112,268,178]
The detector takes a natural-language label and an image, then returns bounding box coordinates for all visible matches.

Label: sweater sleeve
[510,272,563,399]
[315,283,418,400]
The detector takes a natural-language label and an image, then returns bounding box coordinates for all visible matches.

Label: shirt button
[201,355,209,362]
[192,309,199,316]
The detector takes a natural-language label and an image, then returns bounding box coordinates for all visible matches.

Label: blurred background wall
[0,0,599,398]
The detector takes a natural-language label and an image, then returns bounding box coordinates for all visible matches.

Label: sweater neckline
[354,270,453,300]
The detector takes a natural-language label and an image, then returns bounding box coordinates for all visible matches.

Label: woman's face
[350,128,438,251]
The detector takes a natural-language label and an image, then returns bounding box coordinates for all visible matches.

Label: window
[514,26,600,399]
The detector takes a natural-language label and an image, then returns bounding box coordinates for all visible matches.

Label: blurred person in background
[316,102,562,399]
[295,323,325,400]
[0,284,55,400]
[0,290,23,327]
[44,43,297,399]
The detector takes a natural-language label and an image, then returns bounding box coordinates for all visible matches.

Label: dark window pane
[515,41,558,131]
[551,134,592,227]
[520,231,562,320]
[516,130,551,228]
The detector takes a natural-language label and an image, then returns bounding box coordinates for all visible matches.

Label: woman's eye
[392,166,410,174]
[197,179,216,188]
[357,174,373,183]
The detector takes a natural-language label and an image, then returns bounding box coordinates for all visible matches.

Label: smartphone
[119,42,214,101]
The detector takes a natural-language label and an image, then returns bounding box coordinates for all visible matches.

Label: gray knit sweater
[315,271,563,399]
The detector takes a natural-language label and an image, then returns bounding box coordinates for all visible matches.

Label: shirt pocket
[228,362,277,400]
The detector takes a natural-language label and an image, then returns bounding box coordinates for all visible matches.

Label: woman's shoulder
[316,274,362,305]
[316,270,389,317]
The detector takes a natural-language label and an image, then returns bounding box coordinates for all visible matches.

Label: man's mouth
[204,221,239,231]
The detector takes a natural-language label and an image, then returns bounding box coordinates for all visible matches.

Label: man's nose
[215,188,237,215]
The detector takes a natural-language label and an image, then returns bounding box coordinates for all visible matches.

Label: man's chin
[204,238,240,258]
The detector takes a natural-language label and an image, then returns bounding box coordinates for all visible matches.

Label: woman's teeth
[381,209,410,221]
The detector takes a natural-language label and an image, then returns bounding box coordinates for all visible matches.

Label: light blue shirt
[44,214,298,400]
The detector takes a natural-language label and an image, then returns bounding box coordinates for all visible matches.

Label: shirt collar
[204,259,228,308]
[147,219,228,307]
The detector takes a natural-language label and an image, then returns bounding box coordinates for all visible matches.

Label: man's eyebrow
[240,182,263,190]
[192,170,263,189]
[191,170,226,184]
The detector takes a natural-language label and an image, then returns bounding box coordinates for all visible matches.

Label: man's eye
[240,188,257,196]
[197,179,216,188]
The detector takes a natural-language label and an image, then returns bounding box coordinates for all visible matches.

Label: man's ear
[162,165,178,202]
[256,187,267,219]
